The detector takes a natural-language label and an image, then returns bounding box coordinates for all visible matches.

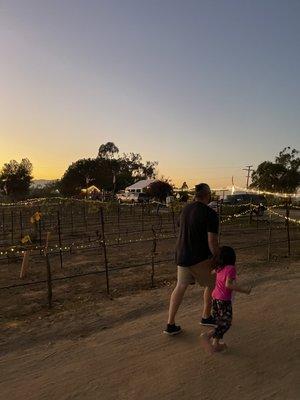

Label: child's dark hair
[217,246,236,270]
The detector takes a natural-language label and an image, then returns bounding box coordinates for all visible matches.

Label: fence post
[83,204,90,241]
[2,208,4,237]
[44,232,52,308]
[38,206,42,249]
[267,211,272,261]
[57,210,63,269]
[70,203,74,236]
[171,206,176,235]
[100,207,110,295]
[256,206,259,245]
[83,203,87,232]
[151,227,157,288]
[249,201,253,224]
[141,204,144,232]
[285,200,291,257]
[19,210,23,240]
[11,210,14,245]
[117,204,120,244]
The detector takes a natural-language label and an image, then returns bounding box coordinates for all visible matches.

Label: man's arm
[208,232,219,256]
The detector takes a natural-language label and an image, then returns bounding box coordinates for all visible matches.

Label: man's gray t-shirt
[175,202,219,267]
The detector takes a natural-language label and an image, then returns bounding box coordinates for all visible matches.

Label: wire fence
[0,198,299,309]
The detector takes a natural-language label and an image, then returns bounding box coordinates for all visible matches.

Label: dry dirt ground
[1,258,299,400]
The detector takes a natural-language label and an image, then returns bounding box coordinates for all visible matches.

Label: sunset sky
[1,0,299,189]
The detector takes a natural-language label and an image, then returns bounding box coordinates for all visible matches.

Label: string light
[233,186,299,198]
[267,208,300,225]
[1,200,298,258]
[221,208,251,223]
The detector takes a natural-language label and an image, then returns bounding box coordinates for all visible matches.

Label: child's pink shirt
[212,265,236,301]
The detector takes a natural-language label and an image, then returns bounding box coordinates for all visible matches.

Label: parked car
[223,194,267,205]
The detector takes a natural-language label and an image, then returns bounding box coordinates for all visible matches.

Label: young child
[201,246,251,353]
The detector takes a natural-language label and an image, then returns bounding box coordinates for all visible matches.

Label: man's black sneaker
[163,324,182,336]
[200,316,217,327]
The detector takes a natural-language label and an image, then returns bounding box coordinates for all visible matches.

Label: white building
[125,179,156,193]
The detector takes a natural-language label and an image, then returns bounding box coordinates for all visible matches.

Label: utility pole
[243,165,254,189]
[220,189,229,200]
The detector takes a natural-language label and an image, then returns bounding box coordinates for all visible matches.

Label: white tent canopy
[125,179,156,193]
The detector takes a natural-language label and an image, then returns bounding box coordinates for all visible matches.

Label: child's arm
[226,277,251,294]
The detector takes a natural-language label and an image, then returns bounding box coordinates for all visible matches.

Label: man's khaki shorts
[177,258,216,289]
[177,266,196,285]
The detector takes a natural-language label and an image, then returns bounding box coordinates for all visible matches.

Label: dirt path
[1,265,299,400]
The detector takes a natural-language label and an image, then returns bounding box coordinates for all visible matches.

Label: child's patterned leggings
[212,299,232,339]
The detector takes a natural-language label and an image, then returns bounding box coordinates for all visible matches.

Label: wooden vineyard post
[256,206,259,246]
[11,210,14,245]
[83,204,89,241]
[20,250,30,278]
[117,205,120,244]
[83,204,86,231]
[49,211,53,231]
[70,203,74,236]
[100,207,110,295]
[285,200,291,257]
[38,207,42,253]
[151,227,157,288]
[19,210,23,240]
[2,208,5,237]
[249,201,253,224]
[57,210,63,269]
[141,204,144,232]
[171,206,176,235]
[44,232,52,308]
[267,211,272,262]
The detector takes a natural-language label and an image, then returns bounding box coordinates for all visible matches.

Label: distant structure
[125,179,156,193]
[81,185,101,198]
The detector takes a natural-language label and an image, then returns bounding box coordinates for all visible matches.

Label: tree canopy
[0,158,33,200]
[60,142,157,196]
[147,180,173,202]
[250,147,300,193]
[98,142,119,159]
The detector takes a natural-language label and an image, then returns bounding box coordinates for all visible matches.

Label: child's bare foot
[212,342,228,352]
[200,332,214,354]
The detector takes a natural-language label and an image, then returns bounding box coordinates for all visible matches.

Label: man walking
[164,183,219,335]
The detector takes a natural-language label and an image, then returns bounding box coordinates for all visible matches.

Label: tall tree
[0,158,33,199]
[98,142,119,159]
[147,180,173,202]
[60,143,158,196]
[250,147,300,193]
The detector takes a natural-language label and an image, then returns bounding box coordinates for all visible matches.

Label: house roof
[81,185,101,194]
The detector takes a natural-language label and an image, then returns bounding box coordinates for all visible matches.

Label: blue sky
[0,0,299,187]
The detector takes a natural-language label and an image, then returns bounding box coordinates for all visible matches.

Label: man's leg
[167,282,189,324]
[188,259,215,321]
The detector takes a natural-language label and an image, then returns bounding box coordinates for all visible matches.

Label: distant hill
[31,179,56,188]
